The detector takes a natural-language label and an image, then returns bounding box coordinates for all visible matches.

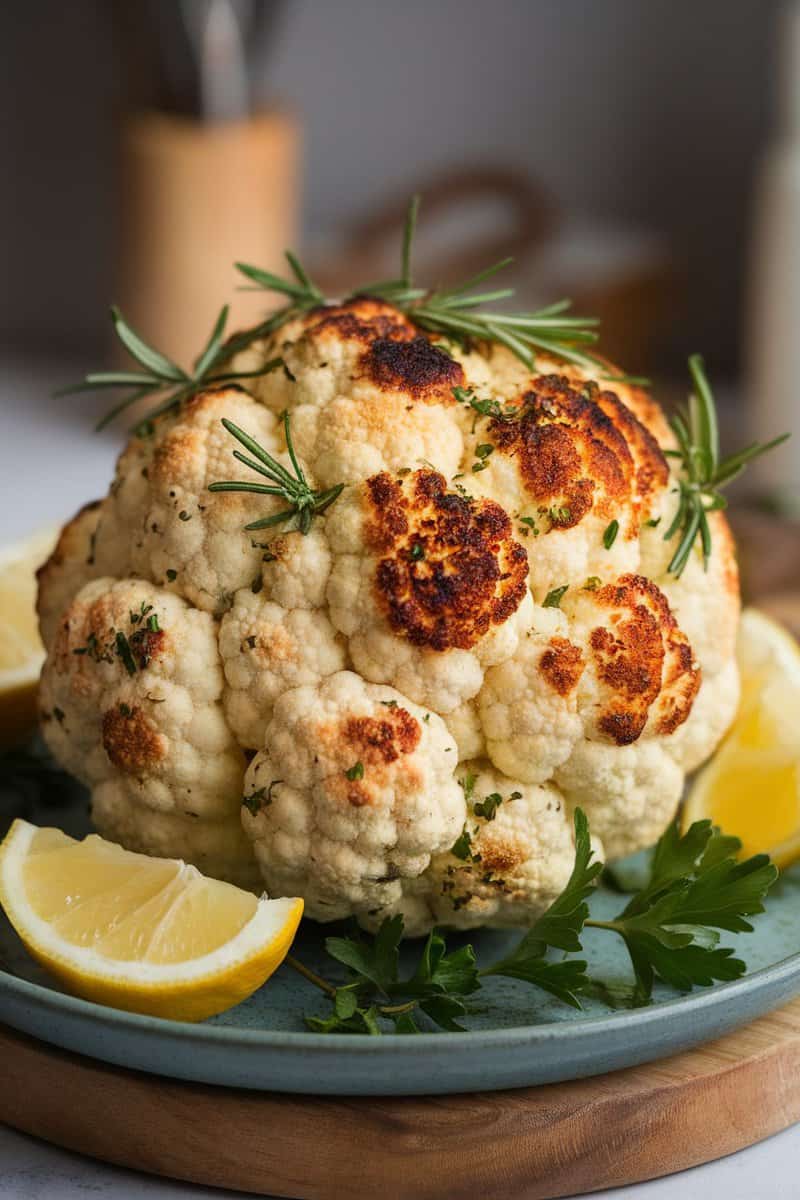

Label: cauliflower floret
[479,606,583,784]
[478,573,701,857]
[36,500,102,648]
[237,299,465,487]
[241,671,465,921]
[360,764,586,934]
[563,573,699,746]
[425,765,582,930]
[461,373,669,600]
[259,525,333,610]
[219,589,345,749]
[326,467,533,712]
[444,700,486,762]
[39,577,254,886]
[91,388,289,614]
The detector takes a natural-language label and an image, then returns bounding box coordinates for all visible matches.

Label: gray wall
[1,0,783,367]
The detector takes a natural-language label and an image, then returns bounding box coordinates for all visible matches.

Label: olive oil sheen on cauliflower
[37,295,740,936]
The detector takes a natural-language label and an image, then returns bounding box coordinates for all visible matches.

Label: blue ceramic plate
[2,768,800,1096]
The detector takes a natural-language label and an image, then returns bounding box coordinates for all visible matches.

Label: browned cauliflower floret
[39,577,255,886]
[462,374,669,600]
[37,289,743,927]
[423,765,586,931]
[478,573,701,858]
[241,672,465,921]
[326,467,533,712]
[238,299,465,487]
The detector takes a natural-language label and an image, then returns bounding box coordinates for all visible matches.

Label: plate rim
[3,944,800,1052]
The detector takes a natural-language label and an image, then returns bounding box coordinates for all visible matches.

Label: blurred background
[0,0,784,363]
[4,0,800,585]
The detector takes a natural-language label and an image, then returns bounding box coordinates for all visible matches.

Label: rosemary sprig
[229,250,327,356]
[208,412,343,534]
[58,305,281,434]
[237,195,611,375]
[663,355,789,576]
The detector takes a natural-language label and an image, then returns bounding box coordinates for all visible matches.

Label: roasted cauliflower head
[37,295,741,933]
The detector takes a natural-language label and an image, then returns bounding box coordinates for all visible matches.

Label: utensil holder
[116,109,299,367]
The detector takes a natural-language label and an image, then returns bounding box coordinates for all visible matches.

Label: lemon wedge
[683,608,800,867]
[0,820,303,1021]
[0,527,58,747]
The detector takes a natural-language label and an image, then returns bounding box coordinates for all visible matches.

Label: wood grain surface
[3,999,800,1199]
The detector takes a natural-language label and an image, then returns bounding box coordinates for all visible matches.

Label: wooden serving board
[3,1000,800,1199]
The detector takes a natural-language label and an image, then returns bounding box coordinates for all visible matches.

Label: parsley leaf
[320,918,479,1032]
[588,820,778,1002]
[543,584,569,609]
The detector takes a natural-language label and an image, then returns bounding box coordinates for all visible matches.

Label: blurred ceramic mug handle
[314,167,555,293]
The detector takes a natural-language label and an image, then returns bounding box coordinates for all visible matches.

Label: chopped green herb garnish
[345,761,365,781]
[603,519,619,549]
[543,584,569,608]
[114,631,137,677]
[451,826,474,861]
[473,792,503,821]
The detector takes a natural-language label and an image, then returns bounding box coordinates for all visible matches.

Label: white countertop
[2,361,799,1200]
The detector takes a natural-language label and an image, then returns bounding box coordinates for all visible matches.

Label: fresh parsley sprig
[58,305,282,435]
[208,413,344,534]
[663,355,788,576]
[294,915,481,1034]
[287,810,777,1033]
[585,820,777,1003]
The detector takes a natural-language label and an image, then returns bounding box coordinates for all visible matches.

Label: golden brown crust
[487,375,667,533]
[365,469,529,651]
[588,574,700,745]
[539,636,585,696]
[361,336,464,402]
[313,703,423,808]
[306,297,415,345]
[101,704,167,771]
[478,834,526,875]
[592,385,669,511]
[344,709,422,765]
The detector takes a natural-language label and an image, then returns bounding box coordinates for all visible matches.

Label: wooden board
[3,1000,800,1199]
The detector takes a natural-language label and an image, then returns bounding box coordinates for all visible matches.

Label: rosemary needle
[208,412,344,535]
[663,355,788,576]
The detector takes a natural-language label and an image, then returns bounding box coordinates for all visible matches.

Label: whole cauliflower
[37,296,740,933]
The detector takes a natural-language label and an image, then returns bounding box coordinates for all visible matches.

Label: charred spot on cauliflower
[326,468,533,712]
[365,469,529,651]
